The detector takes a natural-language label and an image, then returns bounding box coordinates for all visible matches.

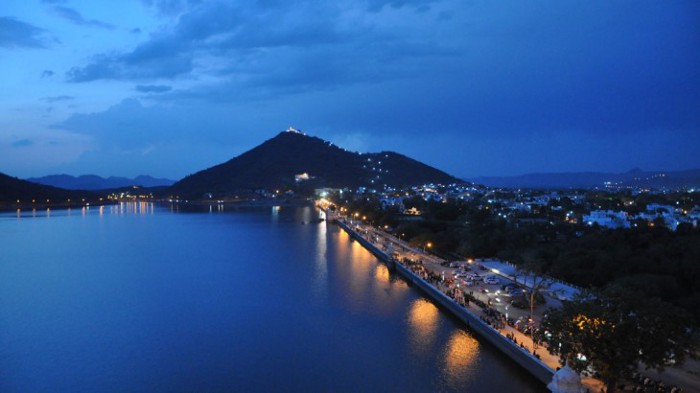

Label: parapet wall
[335,219,553,385]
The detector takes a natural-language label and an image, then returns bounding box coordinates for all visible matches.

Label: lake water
[0,203,545,392]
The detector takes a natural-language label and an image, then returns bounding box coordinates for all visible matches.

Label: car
[502,284,522,295]
[456,278,473,287]
[483,276,499,285]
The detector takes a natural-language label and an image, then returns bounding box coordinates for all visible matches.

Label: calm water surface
[0,203,545,392]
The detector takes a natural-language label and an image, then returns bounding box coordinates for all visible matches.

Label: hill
[27,174,175,190]
[169,128,460,198]
[0,172,96,204]
[469,168,700,189]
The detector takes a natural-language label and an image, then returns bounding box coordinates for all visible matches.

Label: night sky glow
[1,1,698,179]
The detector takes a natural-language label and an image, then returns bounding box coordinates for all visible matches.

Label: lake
[0,203,545,392]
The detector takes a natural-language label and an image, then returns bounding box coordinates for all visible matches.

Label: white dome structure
[547,364,584,393]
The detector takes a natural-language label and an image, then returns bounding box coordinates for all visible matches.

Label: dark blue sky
[1,0,698,179]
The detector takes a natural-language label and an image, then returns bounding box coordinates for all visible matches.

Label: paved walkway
[325,209,696,392]
[349,220,614,391]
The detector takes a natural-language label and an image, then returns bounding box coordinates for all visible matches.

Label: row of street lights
[335,205,434,254]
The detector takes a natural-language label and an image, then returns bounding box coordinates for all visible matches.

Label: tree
[517,252,552,323]
[536,286,699,393]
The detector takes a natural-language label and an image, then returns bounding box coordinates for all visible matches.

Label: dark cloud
[51,6,115,29]
[12,139,33,147]
[135,84,172,93]
[0,17,50,48]
[66,51,193,82]
[41,69,55,78]
[41,95,75,103]
[51,1,700,177]
[67,1,449,88]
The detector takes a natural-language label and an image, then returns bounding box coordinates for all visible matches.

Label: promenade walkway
[338,216,607,392]
[323,206,696,392]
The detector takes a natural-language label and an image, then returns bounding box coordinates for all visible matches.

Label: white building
[582,210,630,229]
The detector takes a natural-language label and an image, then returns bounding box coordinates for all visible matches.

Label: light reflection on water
[442,330,480,388]
[408,298,440,355]
[12,202,156,220]
[312,212,328,300]
[374,262,390,283]
[0,204,545,393]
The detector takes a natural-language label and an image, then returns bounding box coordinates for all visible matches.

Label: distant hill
[170,128,461,198]
[0,172,96,203]
[469,168,700,189]
[27,174,175,190]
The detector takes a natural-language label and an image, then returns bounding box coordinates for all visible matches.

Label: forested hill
[169,129,461,198]
[0,172,95,203]
[27,174,175,190]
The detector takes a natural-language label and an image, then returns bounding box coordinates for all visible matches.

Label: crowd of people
[363,226,689,393]
[624,373,684,393]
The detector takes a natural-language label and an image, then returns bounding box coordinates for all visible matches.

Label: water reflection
[408,298,439,354]
[312,220,328,300]
[112,202,154,215]
[331,228,409,315]
[374,263,390,284]
[345,236,374,309]
[442,330,479,388]
[12,202,157,220]
[0,205,544,392]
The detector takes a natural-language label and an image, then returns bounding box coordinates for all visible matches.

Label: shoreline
[333,218,555,386]
[0,201,116,213]
[158,198,314,208]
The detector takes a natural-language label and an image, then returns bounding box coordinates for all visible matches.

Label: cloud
[7,0,695,179]
[41,95,75,103]
[0,17,50,48]
[130,28,142,34]
[12,139,33,147]
[366,0,438,12]
[66,51,193,82]
[135,84,172,93]
[50,6,115,29]
[66,0,450,88]
[141,0,204,16]
[41,69,55,78]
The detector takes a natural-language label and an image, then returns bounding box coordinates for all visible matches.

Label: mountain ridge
[468,169,700,189]
[0,172,97,204]
[170,129,461,198]
[27,174,175,190]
